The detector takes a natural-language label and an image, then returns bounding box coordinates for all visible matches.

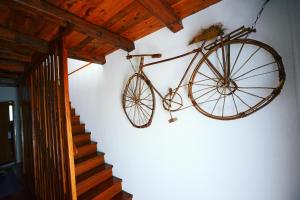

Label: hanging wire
[251,0,271,28]
[129,58,137,73]
[127,51,137,73]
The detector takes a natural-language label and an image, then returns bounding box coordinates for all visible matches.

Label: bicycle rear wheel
[122,73,155,128]
[189,39,285,120]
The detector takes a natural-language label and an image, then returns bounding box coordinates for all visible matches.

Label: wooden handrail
[68,62,92,76]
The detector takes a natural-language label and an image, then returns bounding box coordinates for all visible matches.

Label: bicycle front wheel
[189,39,285,120]
[122,73,155,128]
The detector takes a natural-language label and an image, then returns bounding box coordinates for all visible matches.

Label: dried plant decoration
[189,23,225,45]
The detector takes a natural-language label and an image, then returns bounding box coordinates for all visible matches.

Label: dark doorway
[0,102,15,166]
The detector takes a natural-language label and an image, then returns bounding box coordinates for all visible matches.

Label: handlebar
[126,53,162,60]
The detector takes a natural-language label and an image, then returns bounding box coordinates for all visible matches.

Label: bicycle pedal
[168,117,178,123]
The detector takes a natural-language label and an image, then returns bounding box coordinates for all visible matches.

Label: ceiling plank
[70,36,94,52]
[0,72,20,79]
[2,0,135,51]
[137,0,183,33]
[0,26,49,53]
[0,59,25,73]
[0,49,32,63]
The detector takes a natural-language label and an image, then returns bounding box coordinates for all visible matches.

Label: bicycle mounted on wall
[122,26,285,128]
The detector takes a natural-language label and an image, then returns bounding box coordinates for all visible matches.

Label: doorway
[0,101,15,166]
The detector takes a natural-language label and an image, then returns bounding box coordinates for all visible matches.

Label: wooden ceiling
[0,0,220,84]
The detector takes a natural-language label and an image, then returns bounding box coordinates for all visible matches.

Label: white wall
[0,87,21,163]
[288,0,300,118]
[68,0,300,200]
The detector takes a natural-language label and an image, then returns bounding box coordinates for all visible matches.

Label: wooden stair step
[75,142,97,159]
[111,191,133,200]
[72,124,85,135]
[72,115,80,125]
[73,133,91,146]
[76,164,113,196]
[78,177,122,200]
[75,152,105,176]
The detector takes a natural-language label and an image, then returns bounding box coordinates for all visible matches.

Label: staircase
[70,105,133,200]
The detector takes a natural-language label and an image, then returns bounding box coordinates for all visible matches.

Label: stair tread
[71,103,131,199]
[78,177,122,200]
[76,163,113,182]
[111,191,133,200]
[72,123,85,126]
[75,152,104,164]
[77,141,97,148]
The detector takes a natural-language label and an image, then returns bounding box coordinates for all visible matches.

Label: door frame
[0,100,16,167]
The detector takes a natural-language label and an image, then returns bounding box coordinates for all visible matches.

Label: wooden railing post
[19,35,77,199]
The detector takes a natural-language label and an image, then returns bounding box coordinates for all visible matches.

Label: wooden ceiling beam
[137,0,183,33]
[0,59,25,73]
[0,26,49,53]
[0,26,104,65]
[3,0,135,51]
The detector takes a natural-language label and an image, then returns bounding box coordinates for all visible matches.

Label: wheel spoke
[231,93,239,115]
[236,86,276,89]
[215,48,225,73]
[127,86,135,98]
[194,87,218,101]
[233,61,276,80]
[140,87,150,97]
[234,69,279,82]
[197,71,218,83]
[231,47,261,78]
[137,104,148,124]
[230,43,245,75]
[140,101,153,110]
[222,89,226,117]
[133,104,137,124]
[137,106,143,125]
[198,96,222,105]
[200,89,219,103]
[126,102,134,118]
[125,98,135,104]
[141,98,153,103]
[139,104,151,117]
[236,88,264,99]
[192,83,217,87]
[193,77,218,84]
[192,85,216,94]
[125,102,135,109]
[211,88,225,114]
[140,93,152,101]
[233,92,251,108]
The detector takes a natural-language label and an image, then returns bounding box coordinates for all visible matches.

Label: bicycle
[122,26,286,128]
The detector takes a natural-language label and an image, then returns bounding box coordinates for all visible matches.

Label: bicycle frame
[131,26,256,103]
[138,49,201,101]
